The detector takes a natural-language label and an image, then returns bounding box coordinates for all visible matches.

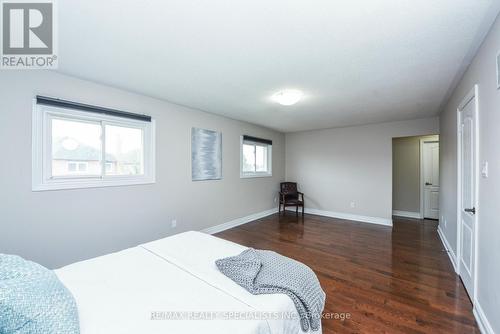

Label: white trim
[201,208,278,235]
[202,206,393,236]
[420,139,425,218]
[420,138,440,219]
[240,173,273,179]
[472,85,481,305]
[496,49,500,90]
[456,99,462,278]
[392,210,422,219]
[437,226,458,273]
[456,84,480,303]
[473,302,495,334]
[286,208,392,227]
[32,100,156,191]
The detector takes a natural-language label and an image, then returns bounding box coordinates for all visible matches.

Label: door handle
[464,207,476,214]
[425,182,432,186]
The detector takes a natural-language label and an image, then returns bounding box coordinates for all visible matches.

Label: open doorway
[392,135,440,219]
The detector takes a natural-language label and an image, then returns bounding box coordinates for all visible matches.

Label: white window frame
[240,136,272,178]
[32,100,156,191]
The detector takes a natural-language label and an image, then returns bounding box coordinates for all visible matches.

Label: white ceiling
[57,1,499,132]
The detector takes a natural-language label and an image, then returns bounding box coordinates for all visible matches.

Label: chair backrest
[280,182,298,194]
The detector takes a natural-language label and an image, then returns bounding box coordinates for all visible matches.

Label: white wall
[439,14,500,333]
[285,118,439,222]
[0,71,285,269]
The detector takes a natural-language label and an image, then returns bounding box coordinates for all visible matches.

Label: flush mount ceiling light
[271,89,303,106]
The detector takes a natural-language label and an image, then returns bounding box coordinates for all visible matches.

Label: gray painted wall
[285,118,439,220]
[439,13,500,332]
[392,135,439,213]
[0,71,285,269]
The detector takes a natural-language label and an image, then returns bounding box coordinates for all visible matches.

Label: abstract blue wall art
[191,128,222,181]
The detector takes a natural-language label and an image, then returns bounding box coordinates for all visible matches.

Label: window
[66,161,88,174]
[105,162,113,173]
[240,135,272,178]
[32,96,155,191]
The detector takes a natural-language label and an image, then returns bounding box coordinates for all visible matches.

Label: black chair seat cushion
[283,199,303,205]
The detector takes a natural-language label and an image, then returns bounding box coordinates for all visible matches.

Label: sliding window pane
[105,125,144,175]
[51,118,102,177]
[255,145,268,172]
[242,143,255,172]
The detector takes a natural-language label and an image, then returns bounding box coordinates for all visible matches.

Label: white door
[458,88,478,299]
[423,141,439,219]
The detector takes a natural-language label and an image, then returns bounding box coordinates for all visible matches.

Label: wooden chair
[279,182,304,216]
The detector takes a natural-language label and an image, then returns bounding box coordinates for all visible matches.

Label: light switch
[481,161,488,178]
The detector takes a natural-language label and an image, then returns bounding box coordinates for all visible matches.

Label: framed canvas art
[191,128,222,181]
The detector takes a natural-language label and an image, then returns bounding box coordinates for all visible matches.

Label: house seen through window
[51,119,144,177]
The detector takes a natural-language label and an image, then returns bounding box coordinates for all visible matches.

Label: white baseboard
[203,206,392,235]
[392,210,423,219]
[474,302,495,334]
[286,207,392,227]
[438,228,494,334]
[201,208,278,235]
[437,226,458,273]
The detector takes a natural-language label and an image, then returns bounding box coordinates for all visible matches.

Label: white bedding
[56,247,269,334]
[141,231,311,334]
[55,231,320,334]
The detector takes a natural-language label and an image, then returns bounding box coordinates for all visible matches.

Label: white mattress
[56,246,270,334]
[56,231,320,334]
[141,231,316,334]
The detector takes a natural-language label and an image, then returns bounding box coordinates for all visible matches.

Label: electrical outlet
[350,201,356,208]
[171,219,177,228]
[274,197,277,203]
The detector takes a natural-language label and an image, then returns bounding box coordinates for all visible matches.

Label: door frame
[419,139,439,219]
[456,84,480,303]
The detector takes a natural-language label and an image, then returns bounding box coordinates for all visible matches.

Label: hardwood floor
[216,213,478,334]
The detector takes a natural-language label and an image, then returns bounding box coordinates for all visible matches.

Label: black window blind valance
[243,135,272,145]
[36,95,151,122]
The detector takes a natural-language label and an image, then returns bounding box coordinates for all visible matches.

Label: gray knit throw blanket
[215,249,326,332]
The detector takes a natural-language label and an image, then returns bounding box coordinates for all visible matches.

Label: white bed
[55,231,316,334]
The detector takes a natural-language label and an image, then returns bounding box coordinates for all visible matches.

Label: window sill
[240,173,272,179]
[32,176,155,191]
